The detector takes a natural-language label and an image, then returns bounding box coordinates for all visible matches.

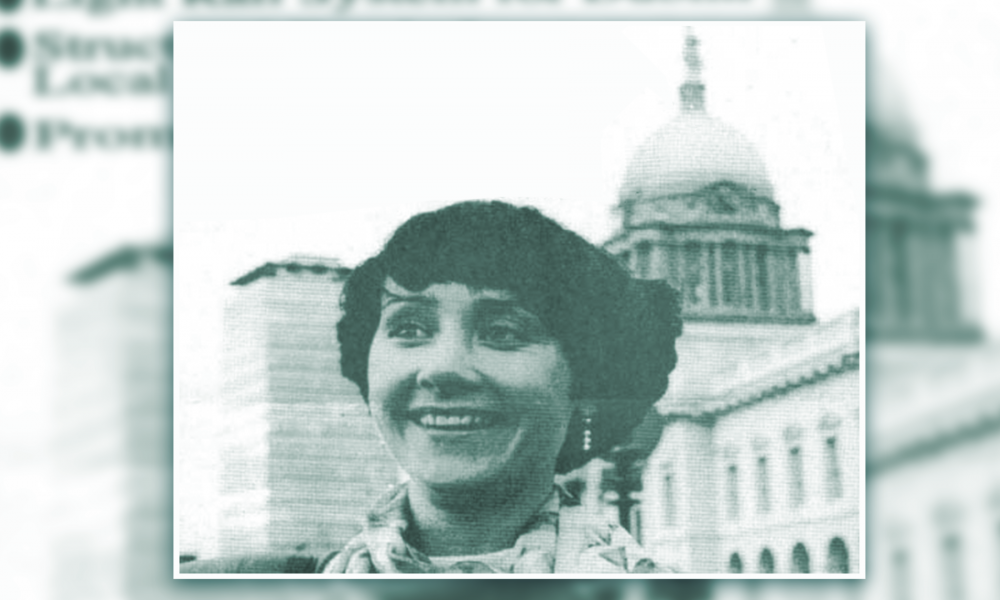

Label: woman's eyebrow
[380,289,437,310]
[473,297,542,321]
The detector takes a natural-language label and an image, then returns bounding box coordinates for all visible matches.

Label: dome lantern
[680,28,706,113]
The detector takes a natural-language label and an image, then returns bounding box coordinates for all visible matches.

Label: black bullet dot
[0,113,25,152]
[0,0,22,13]
[0,30,24,68]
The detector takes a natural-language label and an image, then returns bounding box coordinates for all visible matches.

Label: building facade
[713,45,1000,600]
[586,31,861,574]
[216,256,399,557]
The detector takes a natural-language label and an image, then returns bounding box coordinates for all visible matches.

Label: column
[744,243,757,311]
[651,242,664,281]
[713,243,724,307]
[664,243,680,290]
[762,245,776,314]
[876,223,897,328]
[737,244,748,311]
[889,222,911,323]
[701,242,712,307]
[754,245,768,313]
[772,244,787,315]
[906,223,929,331]
[798,249,814,316]
[953,227,978,330]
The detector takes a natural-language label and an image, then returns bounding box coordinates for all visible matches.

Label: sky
[175,21,865,407]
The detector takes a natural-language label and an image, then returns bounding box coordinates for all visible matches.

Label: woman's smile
[408,407,507,431]
[367,279,574,489]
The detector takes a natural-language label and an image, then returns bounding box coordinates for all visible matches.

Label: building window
[684,242,702,305]
[827,537,849,573]
[788,446,805,507]
[663,474,676,526]
[892,548,911,600]
[756,456,771,514]
[942,534,965,600]
[630,504,642,544]
[729,553,743,573]
[756,245,770,312]
[792,542,810,573]
[636,242,652,279]
[727,464,739,521]
[759,548,775,573]
[722,241,739,306]
[825,436,843,500]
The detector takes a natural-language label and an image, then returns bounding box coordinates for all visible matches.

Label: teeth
[417,414,490,428]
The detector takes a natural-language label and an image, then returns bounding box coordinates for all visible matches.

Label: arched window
[663,474,676,526]
[759,548,775,573]
[726,464,739,521]
[827,537,849,573]
[756,456,771,514]
[788,446,805,507]
[792,542,810,573]
[825,436,843,500]
[729,552,743,573]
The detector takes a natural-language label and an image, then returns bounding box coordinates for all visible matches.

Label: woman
[328,200,682,574]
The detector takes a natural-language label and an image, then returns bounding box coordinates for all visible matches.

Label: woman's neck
[406,469,555,557]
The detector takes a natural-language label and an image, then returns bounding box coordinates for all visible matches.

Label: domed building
[584,30,861,574]
[605,31,813,327]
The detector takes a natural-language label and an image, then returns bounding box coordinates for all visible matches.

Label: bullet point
[0,0,22,13]
[0,30,24,69]
[0,113,25,152]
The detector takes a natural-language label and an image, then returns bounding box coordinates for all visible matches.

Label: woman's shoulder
[555,491,678,574]
[179,549,339,574]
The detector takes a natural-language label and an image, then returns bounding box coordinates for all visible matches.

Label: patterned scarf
[323,483,662,574]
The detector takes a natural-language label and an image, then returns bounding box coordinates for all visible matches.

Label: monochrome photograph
[173,21,865,576]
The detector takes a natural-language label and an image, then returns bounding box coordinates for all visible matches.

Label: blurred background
[2,1,1000,600]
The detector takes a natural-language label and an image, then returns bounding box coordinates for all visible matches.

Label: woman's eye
[387,321,430,340]
[480,323,527,347]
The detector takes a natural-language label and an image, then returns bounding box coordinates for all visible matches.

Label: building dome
[620,112,773,204]
[604,29,814,327]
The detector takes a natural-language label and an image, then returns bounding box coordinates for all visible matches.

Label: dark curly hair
[337,201,682,473]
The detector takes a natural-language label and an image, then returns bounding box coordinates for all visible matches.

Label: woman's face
[367,278,574,490]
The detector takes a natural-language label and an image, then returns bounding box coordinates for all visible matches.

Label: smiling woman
[324,200,684,574]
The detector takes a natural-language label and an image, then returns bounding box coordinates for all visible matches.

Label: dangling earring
[582,407,595,453]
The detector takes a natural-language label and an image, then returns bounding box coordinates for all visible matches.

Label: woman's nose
[416,331,481,398]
